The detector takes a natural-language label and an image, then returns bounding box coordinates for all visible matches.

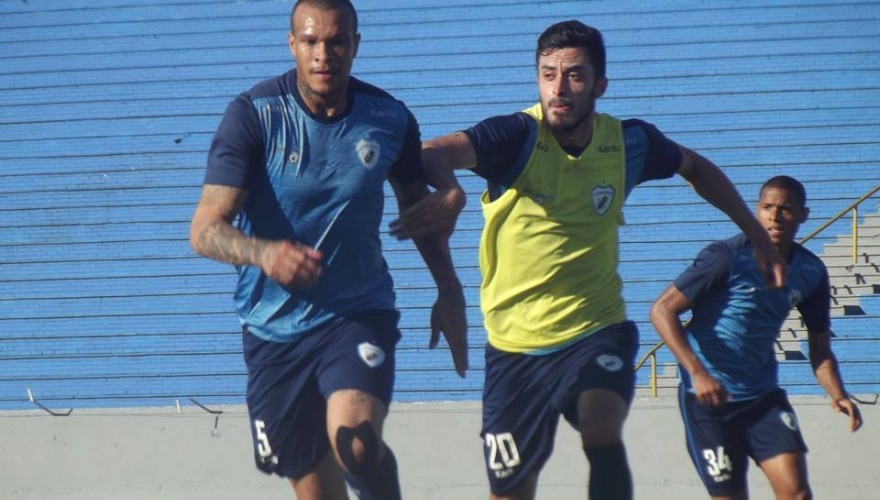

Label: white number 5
[254,419,274,459]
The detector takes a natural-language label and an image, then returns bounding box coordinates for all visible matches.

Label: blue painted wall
[1,0,878,409]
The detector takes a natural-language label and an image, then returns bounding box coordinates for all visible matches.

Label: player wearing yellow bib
[480,104,628,354]
[392,20,786,500]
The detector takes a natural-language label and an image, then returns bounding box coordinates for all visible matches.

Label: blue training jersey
[463,113,682,200]
[204,70,423,342]
[673,233,830,400]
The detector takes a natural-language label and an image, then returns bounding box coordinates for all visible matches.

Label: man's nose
[553,79,567,96]
[314,42,331,61]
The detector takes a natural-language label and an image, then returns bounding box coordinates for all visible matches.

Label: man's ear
[287,32,296,58]
[800,206,810,224]
[352,32,361,59]
[593,76,608,98]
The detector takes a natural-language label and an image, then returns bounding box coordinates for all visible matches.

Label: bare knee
[577,389,629,446]
[760,452,811,500]
[580,424,623,447]
[784,486,812,500]
[489,472,538,500]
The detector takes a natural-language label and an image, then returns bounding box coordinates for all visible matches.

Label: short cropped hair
[536,20,606,79]
[760,175,807,207]
[291,0,358,34]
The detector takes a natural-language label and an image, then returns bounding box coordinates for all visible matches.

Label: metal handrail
[636,184,880,396]
[634,342,667,397]
[799,183,880,262]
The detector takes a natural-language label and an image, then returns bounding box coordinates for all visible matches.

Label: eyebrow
[539,63,586,72]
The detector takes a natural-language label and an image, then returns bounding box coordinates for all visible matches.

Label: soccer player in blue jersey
[188,1,467,498]
[651,176,862,500]
[392,20,786,500]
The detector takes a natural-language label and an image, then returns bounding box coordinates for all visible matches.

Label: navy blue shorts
[242,309,401,479]
[481,321,638,494]
[679,386,808,496]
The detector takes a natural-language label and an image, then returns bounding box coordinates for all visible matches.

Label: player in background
[651,175,862,500]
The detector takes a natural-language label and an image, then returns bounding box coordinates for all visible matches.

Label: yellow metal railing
[636,184,880,396]
[634,341,667,397]
[799,184,880,263]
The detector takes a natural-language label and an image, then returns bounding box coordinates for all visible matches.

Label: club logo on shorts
[780,410,799,431]
[596,354,624,372]
[356,139,381,170]
[358,342,386,368]
[591,184,615,216]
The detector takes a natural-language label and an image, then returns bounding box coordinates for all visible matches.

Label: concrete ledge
[2,396,876,499]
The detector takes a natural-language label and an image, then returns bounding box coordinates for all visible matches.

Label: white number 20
[485,432,522,470]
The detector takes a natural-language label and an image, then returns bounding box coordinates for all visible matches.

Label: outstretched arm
[389,132,476,241]
[390,176,468,377]
[650,284,729,406]
[189,184,322,289]
[808,329,862,432]
[676,146,786,289]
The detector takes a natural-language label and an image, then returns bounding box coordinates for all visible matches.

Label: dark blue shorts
[242,309,401,479]
[481,321,639,494]
[679,386,808,496]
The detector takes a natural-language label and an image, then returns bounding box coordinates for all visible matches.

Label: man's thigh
[679,388,750,497]
[744,389,808,463]
[242,309,401,479]
[481,346,564,496]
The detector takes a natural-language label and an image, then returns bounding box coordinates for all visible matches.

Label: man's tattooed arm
[190,184,266,267]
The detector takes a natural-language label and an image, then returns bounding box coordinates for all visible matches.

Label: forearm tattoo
[197,220,267,267]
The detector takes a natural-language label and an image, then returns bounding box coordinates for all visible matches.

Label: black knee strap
[336,421,379,476]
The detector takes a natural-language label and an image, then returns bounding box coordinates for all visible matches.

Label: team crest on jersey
[356,139,381,170]
[358,342,386,368]
[592,185,615,216]
[779,410,799,431]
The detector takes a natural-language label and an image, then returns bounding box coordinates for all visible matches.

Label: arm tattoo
[197,219,267,267]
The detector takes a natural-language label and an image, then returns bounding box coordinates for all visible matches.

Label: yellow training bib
[479,105,627,352]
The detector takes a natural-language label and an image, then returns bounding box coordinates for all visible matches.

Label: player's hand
[831,397,863,432]
[751,240,787,289]
[692,371,729,407]
[429,286,468,377]
[389,187,465,241]
[260,240,323,289]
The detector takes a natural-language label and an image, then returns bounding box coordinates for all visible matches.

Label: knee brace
[336,421,380,476]
[336,423,401,500]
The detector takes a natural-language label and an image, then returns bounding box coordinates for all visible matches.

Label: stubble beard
[546,99,596,138]
[297,77,347,116]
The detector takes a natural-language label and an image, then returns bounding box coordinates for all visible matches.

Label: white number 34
[702,446,733,477]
